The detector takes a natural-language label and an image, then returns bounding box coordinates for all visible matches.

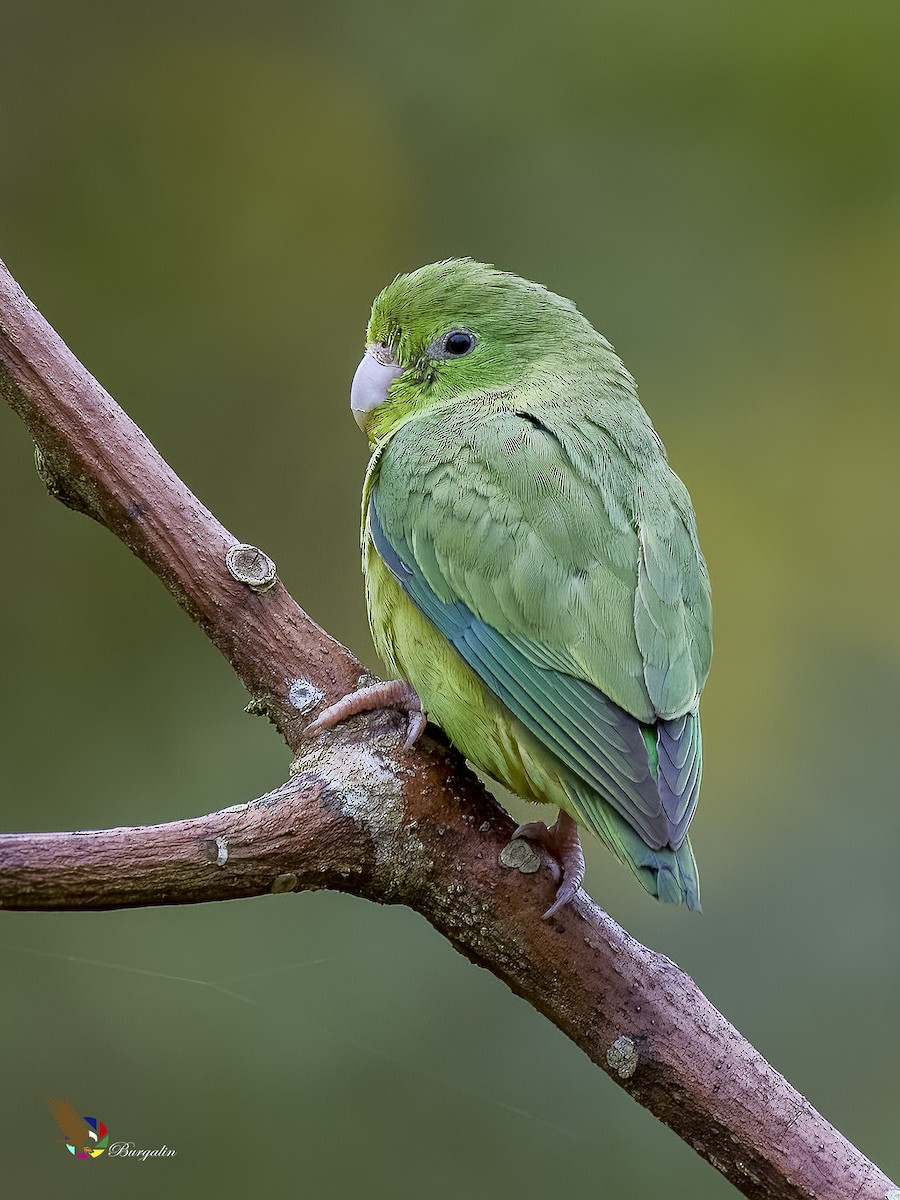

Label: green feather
[357,260,712,909]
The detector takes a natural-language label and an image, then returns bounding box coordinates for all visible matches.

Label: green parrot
[307,260,712,917]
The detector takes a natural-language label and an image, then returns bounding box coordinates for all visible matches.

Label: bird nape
[306,259,712,919]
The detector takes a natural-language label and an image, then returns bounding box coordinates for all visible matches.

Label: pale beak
[350,343,403,431]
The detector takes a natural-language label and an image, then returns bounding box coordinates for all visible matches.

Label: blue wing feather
[370,496,700,853]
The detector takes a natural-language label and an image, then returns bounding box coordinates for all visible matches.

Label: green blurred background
[2,1,898,1195]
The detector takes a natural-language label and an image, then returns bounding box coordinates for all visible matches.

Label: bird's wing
[368,401,711,849]
[47,1097,89,1146]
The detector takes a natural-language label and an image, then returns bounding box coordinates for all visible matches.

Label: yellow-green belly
[365,542,571,817]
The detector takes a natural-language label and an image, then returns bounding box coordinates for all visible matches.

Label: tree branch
[0,258,893,1200]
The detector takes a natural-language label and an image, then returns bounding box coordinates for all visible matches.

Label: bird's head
[350,258,602,443]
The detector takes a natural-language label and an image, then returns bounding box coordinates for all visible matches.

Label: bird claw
[304,680,425,750]
[513,811,586,919]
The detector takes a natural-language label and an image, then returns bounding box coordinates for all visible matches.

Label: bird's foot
[512,809,585,919]
[304,680,426,750]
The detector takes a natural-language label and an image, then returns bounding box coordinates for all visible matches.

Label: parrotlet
[307,260,712,918]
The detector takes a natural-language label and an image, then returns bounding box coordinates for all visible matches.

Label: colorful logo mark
[47,1097,109,1159]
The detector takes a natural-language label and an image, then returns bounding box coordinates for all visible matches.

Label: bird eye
[433,328,476,359]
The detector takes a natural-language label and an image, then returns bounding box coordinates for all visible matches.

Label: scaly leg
[512,809,585,919]
[304,680,426,750]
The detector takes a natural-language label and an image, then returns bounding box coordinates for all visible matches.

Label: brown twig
[0,258,893,1200]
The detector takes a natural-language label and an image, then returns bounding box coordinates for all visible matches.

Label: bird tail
[567,781,701,911]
